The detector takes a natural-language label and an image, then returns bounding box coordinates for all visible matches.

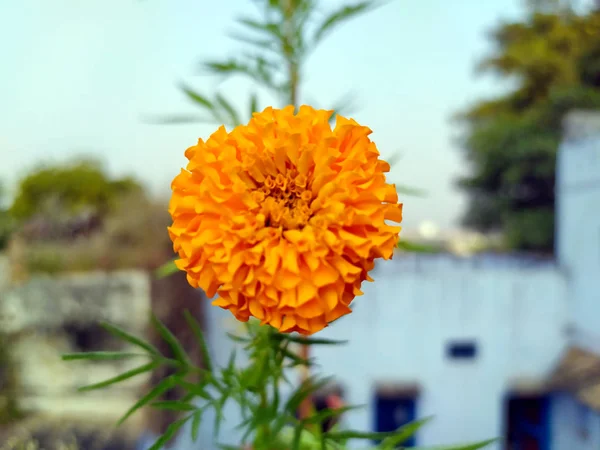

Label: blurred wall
[184,255,567,450]
[556,111,600,353]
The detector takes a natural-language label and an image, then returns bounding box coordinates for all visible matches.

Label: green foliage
[10,158,142,222]
[0,334,23,425]
[456,10,600,253]
[152,0,383,126]
[0,182,16,250]
[63,314,495,450]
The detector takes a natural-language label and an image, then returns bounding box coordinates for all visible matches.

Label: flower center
[254,170,313,230]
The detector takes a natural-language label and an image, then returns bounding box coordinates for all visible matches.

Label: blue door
[504,394,550,450]
[374,393,417,447]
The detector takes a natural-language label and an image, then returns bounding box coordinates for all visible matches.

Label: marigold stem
[298,343,312,420]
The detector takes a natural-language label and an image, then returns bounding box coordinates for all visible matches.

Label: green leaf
[228,32,278,54]
[183,309,213,374]
[250,92,259,116]
[148,416,190,450]
[410,439,498,450]
[216,93,242,127]
[281,347,312,367]
[191,409,203,442]
[303,405,364,425]
[285,375,334,414]
[78,361,159,392]
[226,332,252,343]
[330,92,357,122]
[179,83,214,111]
[277,334,348,346]
[213,397,227,438]
[151,313,190,365]
[62,351,146,362]
[313,1,378,44]
[100,322,162,356]
[179,383,213,402]
[154,259,179,278]
[151,400,197,411]
[236,17,282,41]
[142,115,215,126]
[396,184,428,197]
[325,429,403,441]
[396,240,442,254]
[379,416,433,449]
[117,374,179,426]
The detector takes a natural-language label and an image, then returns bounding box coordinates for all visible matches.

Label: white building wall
[552,112,600,450]
[181,256,567,450]
[551,394,600,450]
[557,112,600,352]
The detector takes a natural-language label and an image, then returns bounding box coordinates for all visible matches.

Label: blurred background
[1,0,600,449]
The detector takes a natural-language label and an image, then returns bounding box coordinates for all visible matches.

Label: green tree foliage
[456,8,600,253]
[0,182,15,250]
[10,159,143,222]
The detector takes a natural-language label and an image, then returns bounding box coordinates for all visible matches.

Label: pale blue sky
[0,0,528,229]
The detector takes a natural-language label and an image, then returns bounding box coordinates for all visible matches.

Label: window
[504,394,550,450]
[373,385,419,447]
[446,340,478,360]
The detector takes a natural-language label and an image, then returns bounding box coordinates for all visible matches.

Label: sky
[0,0,528,230]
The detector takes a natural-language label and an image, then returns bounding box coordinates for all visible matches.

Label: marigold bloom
[168,105,402,335]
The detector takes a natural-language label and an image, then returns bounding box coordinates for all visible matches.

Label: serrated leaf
[100,322,161,356]
[117,374,179,426]
[313,1,378,44]
[78,361,159,392]
[151,313,190,365]
[183,309,213,374]
[148,416,190,450]
[151,400,197,411]
[62,351,146,362]
[179,83,214,110]
[379,416,433,449]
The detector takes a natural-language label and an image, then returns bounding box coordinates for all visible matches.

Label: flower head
[168,105,402,335]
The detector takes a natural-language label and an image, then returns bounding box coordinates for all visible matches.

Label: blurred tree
[456,10,600,253]
[10,158,143,222]
[0,181,15,250]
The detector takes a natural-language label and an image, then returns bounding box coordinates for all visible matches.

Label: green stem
[282,0,299,108]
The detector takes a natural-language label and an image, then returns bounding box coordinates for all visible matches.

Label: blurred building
[189,111,600,450]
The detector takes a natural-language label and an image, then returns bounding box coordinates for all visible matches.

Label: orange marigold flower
[168,105,403,335]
